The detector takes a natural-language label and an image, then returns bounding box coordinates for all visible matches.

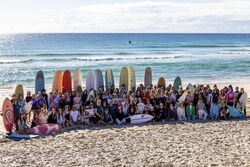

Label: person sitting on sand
[219,101,230,120]
[154,102,167,121]
[64,105,73,127]
[48,107,57,124]
[102,108,113,125]
[57,108,65,128]
[136,98,145,114]
[168,103,177,121]
[39,108,48,124]
[196,99,208,120]
[122,98,130,117]
[186,102,195,121]
[31,114,39,128]
[177,102,186,121]
[226,85,235,107]
[210,103,220,120]
[144,99,154,115]
[115,106,126,125]
[70,105,80,125]
[18,112,29,134]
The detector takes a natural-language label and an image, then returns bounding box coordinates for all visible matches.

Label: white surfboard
[178,92,187,102]
[129,114,154,124]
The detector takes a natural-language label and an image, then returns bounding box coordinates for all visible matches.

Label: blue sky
[0,0,249,33]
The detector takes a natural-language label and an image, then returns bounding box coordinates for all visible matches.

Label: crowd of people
[10,83,248,134]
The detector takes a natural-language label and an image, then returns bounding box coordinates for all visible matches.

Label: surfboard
[158,77,166,88]
[86,70,95,90]
[128,66,136,91]
[178,92,187,102]
[239,92,248,107]
[119,67,129,91]
[24,101,33,113]
[15,84,24,98]
[94,69,104,91]
[35,70,45,94]
[52,70,63,92]
[129,114,154,124]
[144,67,152,87]
[187,83,194,93]
[62,70,72,93]
[174,76,182,91]
[105,68,115,91]
[2,98,14,133]
[7,133,39,139]
[29,124,61,135]
[73,68,83,92]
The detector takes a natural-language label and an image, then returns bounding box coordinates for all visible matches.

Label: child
[31,114,39,128]
[18,112,29,134]
[57,108,65,128]
[102,108,113,125]
[186,102,195,121]
[177,102,186,121]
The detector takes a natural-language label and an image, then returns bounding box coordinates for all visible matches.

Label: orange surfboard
[52,70,63,92]
[2,98,14,132]
[62,70,72,93]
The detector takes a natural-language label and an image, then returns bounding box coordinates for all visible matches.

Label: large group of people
[10,83,248,134]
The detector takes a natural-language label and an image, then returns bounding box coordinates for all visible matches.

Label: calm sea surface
[0,33,250,90]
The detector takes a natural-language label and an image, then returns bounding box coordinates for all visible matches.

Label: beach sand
[0,83,249,166]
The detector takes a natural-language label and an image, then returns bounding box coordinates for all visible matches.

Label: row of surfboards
[35,67,183,94]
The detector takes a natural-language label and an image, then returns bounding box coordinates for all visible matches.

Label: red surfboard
[2,98,14,133]
[29,124,61,135]
[62,70,72,93]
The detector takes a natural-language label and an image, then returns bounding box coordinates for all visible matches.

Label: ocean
[0,33,250,91]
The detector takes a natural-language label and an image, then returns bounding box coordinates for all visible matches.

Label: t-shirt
[70,110,79,122]
[137,102,145,113]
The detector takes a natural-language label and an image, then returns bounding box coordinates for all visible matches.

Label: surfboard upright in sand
[174,76,182,91]
[94,69,104,91]
[73,68,83,92]
[119,67,129,91]
[15,84,24,98]
[62,70,72,93]
[144,67,152,87]
[52,70,63,92]
[128,66,136,91]
[35,70,45,94]
[105,68,115,91]
[158,77,166,88]
[86,70,95,90]
[2,98,14,133]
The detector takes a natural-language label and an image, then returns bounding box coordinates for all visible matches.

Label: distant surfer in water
[128,40,132,44]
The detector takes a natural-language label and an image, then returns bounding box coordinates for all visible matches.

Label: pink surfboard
[2,98,14,132]
[29,124,61,135]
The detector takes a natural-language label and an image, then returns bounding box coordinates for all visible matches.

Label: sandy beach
[0,83,249,166]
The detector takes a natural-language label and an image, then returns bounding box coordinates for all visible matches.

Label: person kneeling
[115,107,126,125]
[18,112,29,134]
[197,99,208,120]
[219,102,230,120]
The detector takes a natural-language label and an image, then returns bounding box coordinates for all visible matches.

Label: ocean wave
[0,55,184,64]
[219,49,250,55]
[179,44,240,48]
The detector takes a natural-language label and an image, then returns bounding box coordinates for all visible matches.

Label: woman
[57,108,65,127]
[177,102,186,121]
[39,108,48,124]
[168,103,177,121]
[196,99,208,120]
[70,105,80,125]
[18,113,29,134]
[144,99,154,115]
[237,88,248,115]
[48,107,57,124]
[226,85,235,107]
[25,91,32,103]
[122,98,130,117]
[115,106,126,125]
[64,105,73,127]
[74,92,81,110]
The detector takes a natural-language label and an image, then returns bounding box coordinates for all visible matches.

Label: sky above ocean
[0,0,250,33]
